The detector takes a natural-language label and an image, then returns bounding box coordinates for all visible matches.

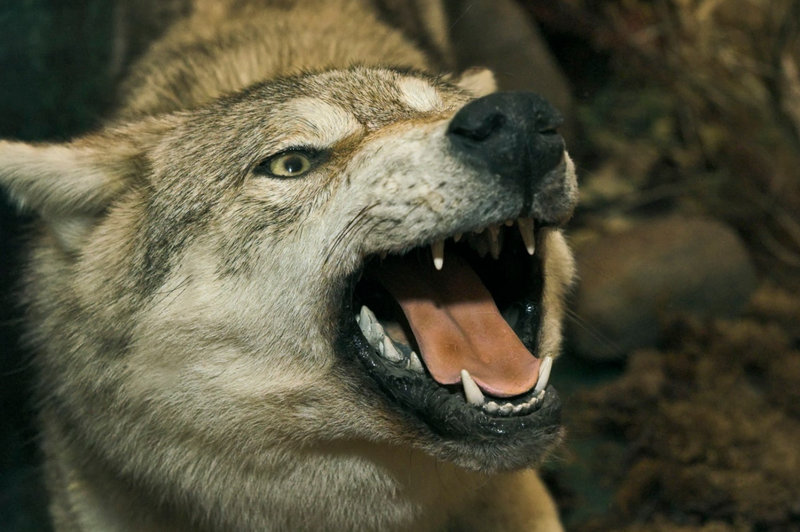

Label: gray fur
[0,1,576,530]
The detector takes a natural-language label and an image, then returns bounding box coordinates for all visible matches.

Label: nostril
[447,91,566,188]
[537,115,563,136]
[450,113,506,142]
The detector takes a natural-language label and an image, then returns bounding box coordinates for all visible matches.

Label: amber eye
[264,151,313,177]
[255,148,327,178]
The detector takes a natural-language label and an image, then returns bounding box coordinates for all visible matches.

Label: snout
[447,92,571,222]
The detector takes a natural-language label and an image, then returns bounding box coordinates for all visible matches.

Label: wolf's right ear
[0,118,173,250]
[446,67,497,97]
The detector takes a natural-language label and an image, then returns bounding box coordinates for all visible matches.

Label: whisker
[564,308,621,354]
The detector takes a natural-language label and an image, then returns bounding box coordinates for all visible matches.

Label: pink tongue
[374,254,541,398]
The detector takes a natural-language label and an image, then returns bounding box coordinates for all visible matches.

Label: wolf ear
[0,141,132,217]
[0,119,170,250]
[447,67,497,97]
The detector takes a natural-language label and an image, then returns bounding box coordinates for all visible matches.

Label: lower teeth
[482,389,544,417]
[357,305,545,415]
[358,305,423,373]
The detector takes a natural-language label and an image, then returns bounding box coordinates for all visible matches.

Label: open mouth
[340,216,561,439]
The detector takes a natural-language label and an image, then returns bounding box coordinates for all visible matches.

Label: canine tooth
[517,218,536,255]
[407,351,424,373]
[504,220,514,227]
[533,356,553,394]
[460,369,485,406]
[454,233,462,243]
[485,401,499,413]
[472,234,489,257]
[431,240,445,270]
[380,336,404,362]
[487,225,501,259]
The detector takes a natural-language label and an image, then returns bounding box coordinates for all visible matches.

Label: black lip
[349,324,562,440]
[335,232,562,447]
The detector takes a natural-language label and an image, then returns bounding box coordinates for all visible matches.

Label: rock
[569,216,758,361]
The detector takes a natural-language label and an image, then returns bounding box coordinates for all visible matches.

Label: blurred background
[1,1,799,531]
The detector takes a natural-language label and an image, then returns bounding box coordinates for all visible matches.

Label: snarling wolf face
[1,66,576,500]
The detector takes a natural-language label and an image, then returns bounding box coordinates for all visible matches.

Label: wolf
[0,0,577,530]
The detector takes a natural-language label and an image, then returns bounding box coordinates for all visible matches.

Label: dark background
[2,1,799,531]
[0,2,117,530]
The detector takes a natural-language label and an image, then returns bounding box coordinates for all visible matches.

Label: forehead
[231,67,469,130]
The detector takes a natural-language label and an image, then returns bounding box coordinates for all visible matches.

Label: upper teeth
[517,218,536,256]
[487,225,501,259]
[428,218,537,270]
[431,240,445,270]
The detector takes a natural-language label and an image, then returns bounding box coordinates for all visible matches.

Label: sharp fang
[533,356,553,393]
[518,218,536,255]
[407,351,424,373]
[460,369,485,406]
[487,225,501,259]
[381,336,404,362]
[431,240,445,270]
[454,233,462,243]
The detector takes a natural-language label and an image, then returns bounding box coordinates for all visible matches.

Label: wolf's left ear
[0,118,172,250]
[446,67,497,97]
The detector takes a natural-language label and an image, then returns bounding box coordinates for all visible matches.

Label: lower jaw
[335,306,563,469]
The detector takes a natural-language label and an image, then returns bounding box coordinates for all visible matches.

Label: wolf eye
[261,151,314,177]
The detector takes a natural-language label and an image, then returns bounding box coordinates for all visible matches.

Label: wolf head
[1,66,576,525]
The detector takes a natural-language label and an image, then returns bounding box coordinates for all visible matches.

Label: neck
[44,413,494,532]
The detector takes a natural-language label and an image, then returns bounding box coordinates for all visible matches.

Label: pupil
[284,156,304,174]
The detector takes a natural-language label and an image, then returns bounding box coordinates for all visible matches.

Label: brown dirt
[565,282,800,531]
[516,2,800,528]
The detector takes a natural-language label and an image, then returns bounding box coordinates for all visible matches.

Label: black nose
[447,92,565,190]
